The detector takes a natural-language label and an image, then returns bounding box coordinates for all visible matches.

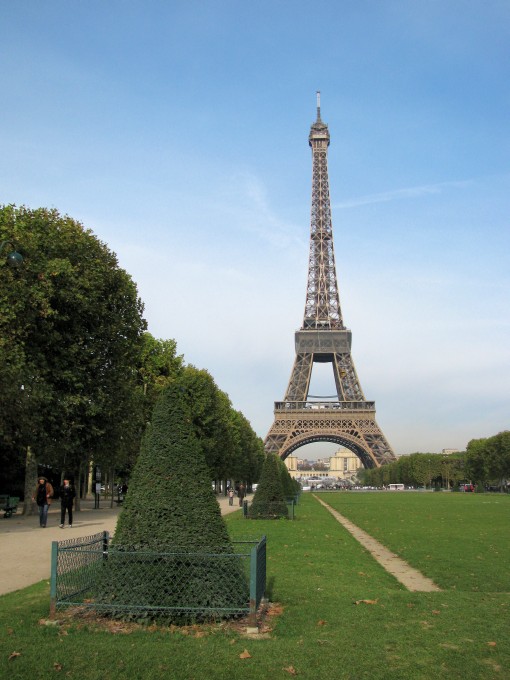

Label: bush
[248,453,288,519]
[278,457,299,499]
[100,382,248,621]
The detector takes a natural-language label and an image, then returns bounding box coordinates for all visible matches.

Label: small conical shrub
[248,453,288,519]
[99,382,248,620]
[278,457,299,500]
[113,384,232,551]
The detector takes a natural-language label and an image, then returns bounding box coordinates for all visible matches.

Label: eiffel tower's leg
[264,424,289,455]
[283,354,313,402]
[332,354,365,401]
[264,354,313,455]
[362,430,395,465]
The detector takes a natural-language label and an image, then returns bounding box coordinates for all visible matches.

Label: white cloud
[333,179,472,209]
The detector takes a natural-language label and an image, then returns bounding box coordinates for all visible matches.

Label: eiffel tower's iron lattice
[264,94,395,468]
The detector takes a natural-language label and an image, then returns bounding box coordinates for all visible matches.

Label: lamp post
[0,240,24,267]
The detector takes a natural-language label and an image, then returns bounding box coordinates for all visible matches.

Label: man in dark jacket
[59,479,76,528]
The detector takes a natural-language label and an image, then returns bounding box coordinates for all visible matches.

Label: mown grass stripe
[314,494,441,592]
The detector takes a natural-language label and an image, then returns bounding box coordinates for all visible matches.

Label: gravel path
[0,494,247,597]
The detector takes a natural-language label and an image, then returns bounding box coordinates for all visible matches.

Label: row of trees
[0,205,263,507]
[358,431,510,490]
[465,431,510,488]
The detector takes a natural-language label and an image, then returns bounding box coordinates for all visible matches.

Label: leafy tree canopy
[0,205,146,478]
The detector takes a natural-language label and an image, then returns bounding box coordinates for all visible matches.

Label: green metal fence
[50,532,266,626]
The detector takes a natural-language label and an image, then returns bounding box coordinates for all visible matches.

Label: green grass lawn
[1,493,509,680]
[320,490,510,591]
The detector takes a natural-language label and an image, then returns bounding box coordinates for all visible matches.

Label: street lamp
[0,240,23,267]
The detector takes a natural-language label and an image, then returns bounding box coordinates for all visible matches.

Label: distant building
[441,448,460,455]
[285,447,362,482]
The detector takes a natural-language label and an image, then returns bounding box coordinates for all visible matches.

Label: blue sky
[1,1,509,456]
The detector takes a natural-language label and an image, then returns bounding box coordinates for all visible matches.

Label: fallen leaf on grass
[487,641,497,647]
[283,666,297,675]
[239,649,251,659]
[8,652,21,661]
[432,610,441,615]
[267,604,284,617]
[317,620,327,626]
[54,662,63,671]
[354,599,378,605]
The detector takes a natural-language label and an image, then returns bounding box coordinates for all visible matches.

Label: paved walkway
[0,494,248,597]
[314,495,441,592]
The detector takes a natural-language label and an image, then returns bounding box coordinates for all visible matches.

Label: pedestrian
[228,487,235,506]
[59,478,76,528]
[238,483,246,507]
[32,477,54,528]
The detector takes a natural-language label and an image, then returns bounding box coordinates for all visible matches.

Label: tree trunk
[75,465,82,512]
[22,446,38,516]
[110,466,115,508]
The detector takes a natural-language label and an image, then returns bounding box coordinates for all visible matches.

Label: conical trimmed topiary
[113,383,232,551]
[99,382,248,620]
[277,457,300,500]
[248,453,288,519]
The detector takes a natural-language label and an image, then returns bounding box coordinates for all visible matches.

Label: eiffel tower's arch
[280,433,376,469]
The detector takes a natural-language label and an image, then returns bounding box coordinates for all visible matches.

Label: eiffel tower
[264,93,395,468]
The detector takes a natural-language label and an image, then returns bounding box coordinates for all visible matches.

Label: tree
[178,366,236,482]
[106,381,248,621]
[408,453,442,488]
[113,382,234,550]
[248,453,288,519]
[229,410,265,487]
[138,332,183,422]
[277,456,300,499]
[465,438,488,486]
[484,431,510,489]
[0,205,146,507]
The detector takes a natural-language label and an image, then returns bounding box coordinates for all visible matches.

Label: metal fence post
[102,531,109,562]
[248,541,258,627]
[49,540,58,618]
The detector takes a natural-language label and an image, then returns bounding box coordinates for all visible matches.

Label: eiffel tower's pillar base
[264,402,395,469]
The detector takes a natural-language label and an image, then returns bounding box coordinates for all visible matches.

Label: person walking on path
[228,487,235,506]
[238,483,246,507]
[32,477,54,527]
[59,478,76,528]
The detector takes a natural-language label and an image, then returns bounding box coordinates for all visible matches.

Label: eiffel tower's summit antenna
[264,95,395,468]
[310,91,329,141]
